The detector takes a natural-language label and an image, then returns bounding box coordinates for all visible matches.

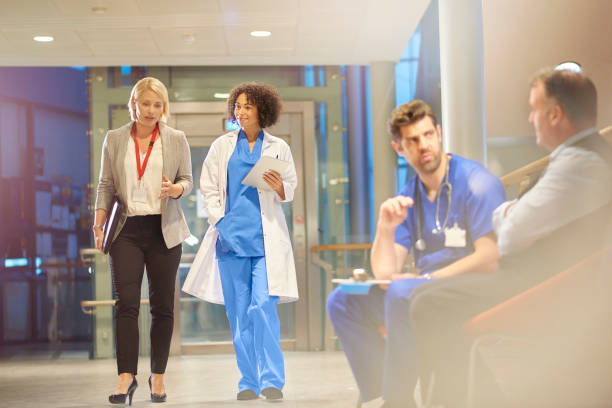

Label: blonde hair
[128,77,170,122]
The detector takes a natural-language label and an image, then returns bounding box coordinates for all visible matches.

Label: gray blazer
[95,121,193,249]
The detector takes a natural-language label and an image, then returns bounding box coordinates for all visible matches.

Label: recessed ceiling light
[214,92,230,99]
[555,61,582,73]
[33,36,54,42]
[250,31,271,38]
[91,6,107,14]
[183,34,195,44]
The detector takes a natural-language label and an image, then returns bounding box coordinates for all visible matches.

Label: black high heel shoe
[149,375,167,403]
[108,377,138,405]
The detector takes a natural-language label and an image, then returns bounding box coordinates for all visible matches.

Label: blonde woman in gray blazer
[93,77,192,405]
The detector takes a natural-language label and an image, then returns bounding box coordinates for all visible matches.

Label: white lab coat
[182,130,299,304]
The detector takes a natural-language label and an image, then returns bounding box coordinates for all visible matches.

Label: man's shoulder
[452,155,498,182]
[556,137,610,163]
[452,154,483,171]
[553,144,612,179]
[452,155,504,200]
[572,132,612,165]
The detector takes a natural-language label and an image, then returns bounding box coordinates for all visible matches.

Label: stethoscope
[414,158,453,252]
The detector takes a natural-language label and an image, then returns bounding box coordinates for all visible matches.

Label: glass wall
[0,67,91,347]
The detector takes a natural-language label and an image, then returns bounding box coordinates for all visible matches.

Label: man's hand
[378,272,420,290]
[378,196,414,229]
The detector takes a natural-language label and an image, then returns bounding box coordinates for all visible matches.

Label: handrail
[40,262,85,268]
[310,243,372,252]
[499,156,549,188]
[310,243,373,277]
[80,299,150,315]
[499,124,612,189]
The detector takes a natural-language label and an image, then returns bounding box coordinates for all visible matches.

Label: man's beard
[418,149,443,175]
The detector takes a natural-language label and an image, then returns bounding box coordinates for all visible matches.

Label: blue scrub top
[394,155,505,274]
[216,130,265,257]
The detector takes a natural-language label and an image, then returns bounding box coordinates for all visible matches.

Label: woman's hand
[160,176,184,199]
[93,227,104,253]
[263,170,285,200]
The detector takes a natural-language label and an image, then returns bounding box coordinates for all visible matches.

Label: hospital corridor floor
[0,350,359,407]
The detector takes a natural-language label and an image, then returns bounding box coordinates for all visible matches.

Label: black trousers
[109,215,182,375]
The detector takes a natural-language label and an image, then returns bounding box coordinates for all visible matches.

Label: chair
[463,248,611,407]
[462,125,612,407]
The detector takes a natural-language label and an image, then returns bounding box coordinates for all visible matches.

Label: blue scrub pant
[216,249,284,393]
[327,278,430,406]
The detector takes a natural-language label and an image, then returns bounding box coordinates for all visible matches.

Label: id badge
[444,222,466,248]
[132,182,148,203]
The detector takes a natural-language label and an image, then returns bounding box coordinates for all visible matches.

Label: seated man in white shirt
[408,68,612,408]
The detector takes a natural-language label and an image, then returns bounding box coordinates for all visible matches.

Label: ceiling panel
[151,27,227,56]
[78,29,153,43]
[297,0,368,15]
[135,0,220,15]
[0,33,15,53]
[87,42,159,56]
[54,0,140,16]
[81,30,159,56]
[220,0,298,14]
[0,0,60,17]
[296,12,359,49]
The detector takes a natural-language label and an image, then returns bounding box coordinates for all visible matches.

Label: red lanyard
[132,124,159,181]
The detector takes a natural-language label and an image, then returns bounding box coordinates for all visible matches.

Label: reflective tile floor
[0,351,360,407]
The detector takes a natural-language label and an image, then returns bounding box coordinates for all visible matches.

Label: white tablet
[241,156,290,190]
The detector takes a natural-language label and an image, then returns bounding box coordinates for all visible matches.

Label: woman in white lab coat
[183,82,298,401]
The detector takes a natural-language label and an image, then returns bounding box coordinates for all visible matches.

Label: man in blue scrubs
[327,100,505,408]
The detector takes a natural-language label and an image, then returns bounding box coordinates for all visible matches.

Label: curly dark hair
[227,82,283,129]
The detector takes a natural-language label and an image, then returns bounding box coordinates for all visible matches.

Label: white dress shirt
[493,128,612,256]
[124,136,163,216]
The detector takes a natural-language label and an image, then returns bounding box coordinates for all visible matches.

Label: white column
[439,0,486,163]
